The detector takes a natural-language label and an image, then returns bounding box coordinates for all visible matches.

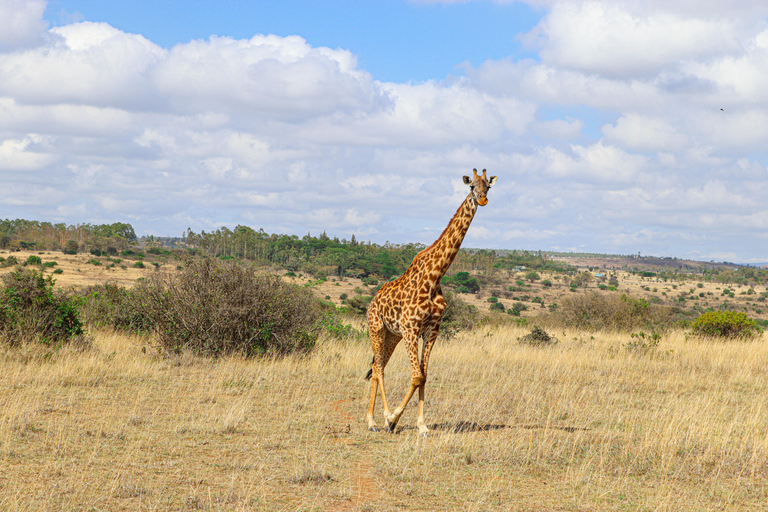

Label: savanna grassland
[3,325,768,511]
[1,249,768,510]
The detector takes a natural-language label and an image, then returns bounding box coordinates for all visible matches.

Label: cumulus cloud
[0,0,48,49]
[520,2,743,78]
[2,0,768,260]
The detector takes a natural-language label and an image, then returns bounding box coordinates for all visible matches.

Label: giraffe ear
[462,176,472,185]
[488,176,498,186]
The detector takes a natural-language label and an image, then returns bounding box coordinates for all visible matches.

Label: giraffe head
[462,168,498,206]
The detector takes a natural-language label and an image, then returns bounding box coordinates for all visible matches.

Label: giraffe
[365,168,498,435]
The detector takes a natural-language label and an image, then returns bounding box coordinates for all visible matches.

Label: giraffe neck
[422,194,478,278]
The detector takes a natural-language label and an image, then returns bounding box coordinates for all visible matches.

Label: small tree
[526,271,541,283]
[63,240,79,255]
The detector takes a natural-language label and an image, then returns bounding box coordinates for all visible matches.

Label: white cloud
[3,0,768,260]
[0,0,47,49]
[541,142,648,182]
[0,135,55,170]
[521,2,743,78]
[602,114,688,152]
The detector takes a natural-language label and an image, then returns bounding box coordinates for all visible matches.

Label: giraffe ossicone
[365,169,498,435]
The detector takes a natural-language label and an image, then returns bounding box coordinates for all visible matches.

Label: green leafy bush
[0,267,84,346]
[24,255,42,266]
[442,272,480,293]
[134,258,319,356]
[490,302,505,312]
[690,311,759,339]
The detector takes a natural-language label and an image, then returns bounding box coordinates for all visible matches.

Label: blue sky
[3,0,768,262]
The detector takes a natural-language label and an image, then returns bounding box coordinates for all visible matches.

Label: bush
[345,295,373,315]
[0,255,18,268]
[43,261,57,267]
[79,282,152,332]
[519,326,558,347]
[442,272,480,293]
[555,291,671,333]
[133,261,145,269]
[690,311,759,339]
[440,290,479,338]
[24,255,42,266]
[0,267,84,346]
[490,302,505,312]
[135,258,319,356]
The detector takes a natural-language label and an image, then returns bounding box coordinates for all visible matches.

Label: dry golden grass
[2,323,768,511]
[0,250,154,289]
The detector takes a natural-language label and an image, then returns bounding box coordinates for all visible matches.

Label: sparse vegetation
[0,232,767,510]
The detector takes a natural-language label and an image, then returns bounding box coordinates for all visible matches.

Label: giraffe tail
[363,356,374,380]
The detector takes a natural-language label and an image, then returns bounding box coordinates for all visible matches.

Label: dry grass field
[2,249,768,510]
[2,323,768,511]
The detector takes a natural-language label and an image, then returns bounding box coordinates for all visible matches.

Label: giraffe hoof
[369,426,379,432]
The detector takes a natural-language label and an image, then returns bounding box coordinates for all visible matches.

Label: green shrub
[24,255,42,266]
[43,261,57,267]
[316,314,364,340]
[53,268,63,274]
[87,258,102,266]
[442,272,480,293]
[134,258,319,356]
[490,302,505,312]
[339,293,348,301]
[362,276,378,286]
[79,282,152,332]
[0,267,84,346]
[690,311,759,339]
[133,261,145,269]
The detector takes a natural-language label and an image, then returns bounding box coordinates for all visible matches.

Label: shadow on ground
[420,421,591,434]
